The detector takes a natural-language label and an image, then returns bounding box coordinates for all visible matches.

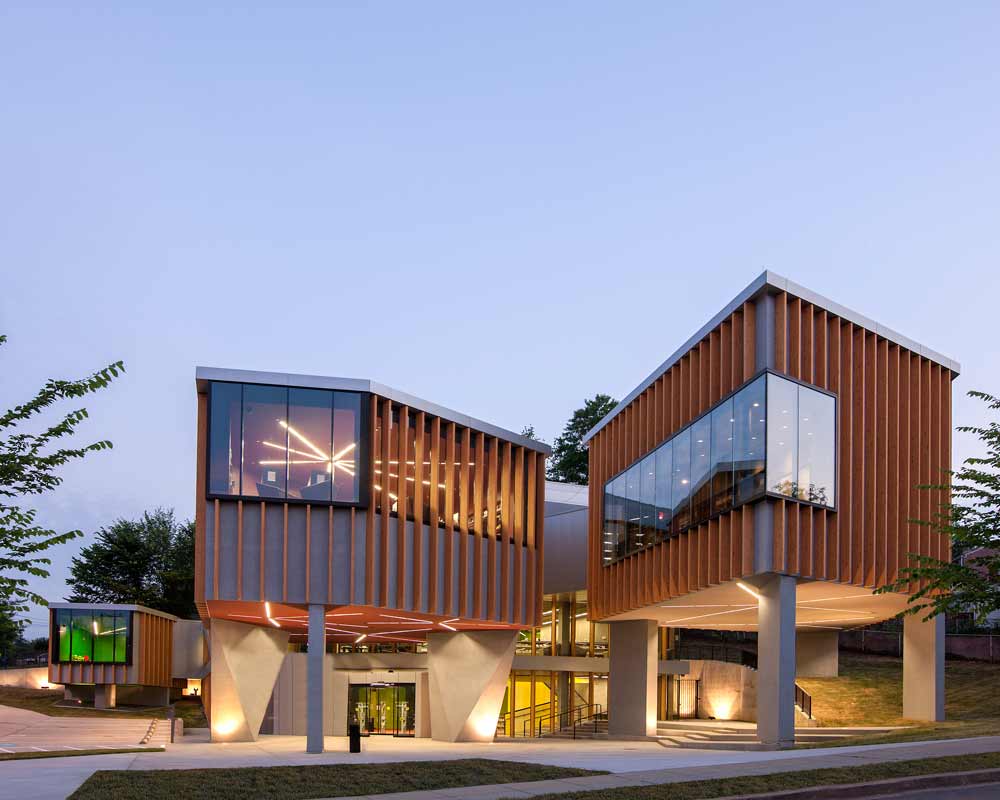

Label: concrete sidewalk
[313,737,1000,800]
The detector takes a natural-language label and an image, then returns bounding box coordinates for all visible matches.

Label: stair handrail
[498,700,551,736]
[794,683,813,719]
[534,702,604,738]
[669,643,758,670]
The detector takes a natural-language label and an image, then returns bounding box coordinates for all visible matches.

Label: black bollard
[349,722,361,753]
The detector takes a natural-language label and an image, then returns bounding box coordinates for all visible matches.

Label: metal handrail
[536,703,604,738]
[794,683,813,719]
[669,643,758,670]
[498,701,551,736]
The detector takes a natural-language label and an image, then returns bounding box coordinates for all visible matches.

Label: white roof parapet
[48,602,181,622]
[195,366,552,455]
[582,270,961,445]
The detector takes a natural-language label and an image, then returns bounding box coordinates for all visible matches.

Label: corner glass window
[53,609,131,664]
[601,370,835,565]
[207,382,364,505]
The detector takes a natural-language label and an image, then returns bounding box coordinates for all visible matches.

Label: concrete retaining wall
[0,666,50,689]
[686,659,757,722]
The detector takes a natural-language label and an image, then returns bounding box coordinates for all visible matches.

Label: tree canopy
[0,334,123,613]
[67,508,196,618]
[547,393,617,484]
[878,390,1000,624]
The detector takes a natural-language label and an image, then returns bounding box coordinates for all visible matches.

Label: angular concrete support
[209,618,289,742]
[94,683,116,709]
[306,603,325,753]
[796,630,839,677]
[427,629,517,742]
[608,619,657,738]
[757,574,796,748]
[903,613,945,721]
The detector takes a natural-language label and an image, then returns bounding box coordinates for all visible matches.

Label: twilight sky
[3,3,999,636]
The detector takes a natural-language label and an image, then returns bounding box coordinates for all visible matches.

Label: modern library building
[47,271,958,750]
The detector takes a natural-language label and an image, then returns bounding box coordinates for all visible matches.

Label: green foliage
[67,508,196,618]
[0,603,27,665]
[519,425,546,444]
[878,390,1000,624]
[0,334,123,613]
[547,394,617,484]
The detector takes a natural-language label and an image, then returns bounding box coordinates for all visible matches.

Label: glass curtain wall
[208,382,362,504]
[602,372,835,564]
[52,609,132,664]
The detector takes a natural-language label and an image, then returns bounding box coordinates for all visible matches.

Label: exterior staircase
[656,720,897,750]
[542,718,608,739]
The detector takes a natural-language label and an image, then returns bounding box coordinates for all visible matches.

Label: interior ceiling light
[355,633,367,643]
[258,421,356,475]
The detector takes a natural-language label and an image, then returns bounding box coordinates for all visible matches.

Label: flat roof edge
[583,270,961,444]
[195,366,552,455]
[48,602,181,621]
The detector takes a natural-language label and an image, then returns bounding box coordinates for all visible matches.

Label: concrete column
[796,630,839,677]
[607,619,657,738]
[94,683,116,709]
[427,629,517,741]
[306,603,325,753]
[757,574,796,748]
[903,613,945,721]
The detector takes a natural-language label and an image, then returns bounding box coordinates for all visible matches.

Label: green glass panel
[114,612,130,663]
[93,612,116,662]
[55,609,72,662]
[70,611,94,662]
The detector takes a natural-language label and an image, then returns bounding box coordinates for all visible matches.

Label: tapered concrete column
[903,613,944,721]
[757,574,796,748]
[796,630,839,677]
[306,603,325,753]
[94,683,116,709]
[608,619,657,738]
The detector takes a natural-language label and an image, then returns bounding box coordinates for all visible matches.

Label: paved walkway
[3,729,999,800]
[0,703,167,755]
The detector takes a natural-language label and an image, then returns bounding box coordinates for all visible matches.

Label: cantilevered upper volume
[582,270,960,445]
[584,271,959,625]
[195,367,549,642]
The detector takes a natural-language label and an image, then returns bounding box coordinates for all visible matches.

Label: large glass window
[711,399,734,514]
[208,383,242,495]
[671,428,691,535]
[797,388,836,505]
[734,376,766,505]
[601,371,835,564]
[52,609,131,664]
[689,416,712,527]
[766,374,799,498]
[654,441,672,541]
[207,382,364,505]
[639,453,656,549]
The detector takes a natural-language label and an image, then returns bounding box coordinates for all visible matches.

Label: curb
[725,766,1000,799]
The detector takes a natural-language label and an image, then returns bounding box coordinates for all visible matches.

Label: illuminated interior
[208,382,362,503]
[52,608,131,664]
[603,372,836,564]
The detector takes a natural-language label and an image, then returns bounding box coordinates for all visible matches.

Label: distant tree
[519,425,547,445]
[0,604,26,667]
[878,390,1000,624]
[67,508,196,618]
[547,394,618,484]
[0,334,123,614]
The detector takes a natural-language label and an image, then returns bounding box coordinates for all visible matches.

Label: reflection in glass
[625,464,641,553]
[689,416,712,526]
[208,383,242,495]
[242,385,288,498]
[711,399,734,514]
[613,474,627,559]
[734,376,766,505]
[639,453,656,549]
[70,611,94,662]
[671,428,691,534]
[766,374,798,497]
[287,388,333,502]
[654,441,672,540]
[602,485,615,566]
[797,382,836,507]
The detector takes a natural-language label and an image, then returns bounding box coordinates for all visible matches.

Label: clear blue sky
[3,4,998,636]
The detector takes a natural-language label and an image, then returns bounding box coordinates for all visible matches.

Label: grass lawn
[69,759,603,800]
[0,687,207,728]
[796,652,1000,745]
[0,747,162,762]
[509,751,1000,800]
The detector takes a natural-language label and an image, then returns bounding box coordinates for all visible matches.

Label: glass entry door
[348,682,415,736]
